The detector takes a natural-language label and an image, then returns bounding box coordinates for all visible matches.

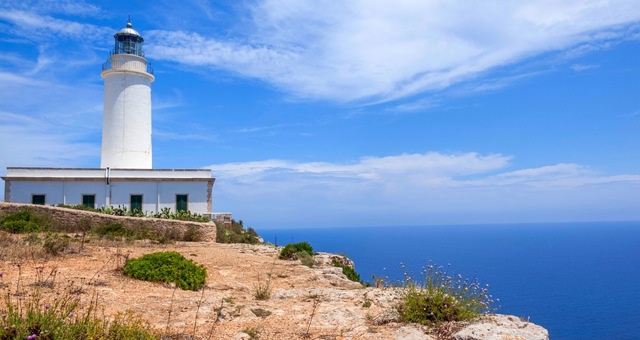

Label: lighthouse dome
[116,21,142,39]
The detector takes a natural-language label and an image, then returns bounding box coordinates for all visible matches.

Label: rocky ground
[0,240,548,339]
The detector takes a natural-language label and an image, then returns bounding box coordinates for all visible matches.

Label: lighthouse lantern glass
[114,34,144,57]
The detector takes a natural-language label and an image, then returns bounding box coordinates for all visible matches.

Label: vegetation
[0,210,49,233]
[123,251,207,291]
[278,241,315,267]
[332,259,362,283]
[0,279,159,339]
[42,232,71,255]
[0,208,204,244]
[57,204,210,222]
[253,272,272,301]
[215,219,261,244]
[0,205,504,336]
[396,262,497,326]
[279,241,313,259]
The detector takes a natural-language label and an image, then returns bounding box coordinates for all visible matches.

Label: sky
[1,0,639,229]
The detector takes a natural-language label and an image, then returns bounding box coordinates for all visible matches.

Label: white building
[2,20,216,216]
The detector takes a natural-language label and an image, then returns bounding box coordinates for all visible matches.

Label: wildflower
[27,334,37,340]
[45,304,50,310]
[0,271,3,278]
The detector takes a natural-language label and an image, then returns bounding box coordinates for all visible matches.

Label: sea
[257,221,640,340]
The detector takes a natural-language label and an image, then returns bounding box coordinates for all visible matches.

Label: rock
[232,332,251,340]
[396,326,434,339]
[314,252,356,269]
[453,314,549,340]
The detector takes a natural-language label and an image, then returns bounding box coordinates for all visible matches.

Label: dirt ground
[0,238,408,339]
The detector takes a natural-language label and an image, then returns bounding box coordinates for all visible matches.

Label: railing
[102,57,153,75]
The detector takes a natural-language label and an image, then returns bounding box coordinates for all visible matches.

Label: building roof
[3,167,213,181]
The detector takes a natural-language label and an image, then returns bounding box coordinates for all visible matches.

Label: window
[82,195,96,209]
[32,194,45,205]
[176,194,188,212]
[130,194,143,212]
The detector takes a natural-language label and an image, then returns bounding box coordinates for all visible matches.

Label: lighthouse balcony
[102,55,153,75]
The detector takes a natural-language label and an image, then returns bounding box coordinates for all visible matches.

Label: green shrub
[396,262,496,326]
[43,232,70,255]
[91,223,135,240]
[279,242,313,260]
[172,210,209,222]
[296,251,315,268]
[0,288,159,339]
[1,220,40,233]
[123,251,207,291]
[332,261,361,283]
[216,219,261,244]
[93,205,209,222]
[0,210,47,233]
[57,203,98,212]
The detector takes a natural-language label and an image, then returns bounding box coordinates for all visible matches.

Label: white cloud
[153,129,218,142]
[0,0,101,16]
[146,0,640,103]
[570,63,599,71]
[206,153,640,226]
[391,98,440,113]
[0,10,110,41]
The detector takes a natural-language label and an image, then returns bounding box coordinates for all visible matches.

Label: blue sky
[1,0,639,228]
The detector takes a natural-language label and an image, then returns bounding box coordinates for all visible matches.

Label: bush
[57,203,98,212]
[279,242,313,260]
[396,262,497,326]
[0,288,159,339]
[0,210,47,233]
[1,220,40,233]
[43,232,70,255]
[92,205,209,222]
[296,251,315,268]
[332,260,361,283]
[123,251,207,291]
[216,219,261,244]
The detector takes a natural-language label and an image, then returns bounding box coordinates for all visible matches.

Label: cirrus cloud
[147,0,640,103]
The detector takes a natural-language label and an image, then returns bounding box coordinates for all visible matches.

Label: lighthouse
[100,20,154,169]
[3,20,219,220]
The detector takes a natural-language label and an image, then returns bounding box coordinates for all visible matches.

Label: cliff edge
[0,237,548,339]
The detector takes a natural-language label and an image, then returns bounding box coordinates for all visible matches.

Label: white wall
[5,179,211,214]
[64,181,107,207]
[6,181,64,205]
[158,182,210,213]
[109,180,156,211]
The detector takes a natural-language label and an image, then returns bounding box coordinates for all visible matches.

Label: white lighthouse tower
[100,20,154,169]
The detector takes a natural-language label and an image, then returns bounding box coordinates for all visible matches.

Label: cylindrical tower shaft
[100,21,154,169]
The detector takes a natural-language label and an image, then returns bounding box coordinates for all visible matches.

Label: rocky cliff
[0,203,548,339]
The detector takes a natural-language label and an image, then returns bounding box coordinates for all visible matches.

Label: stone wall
[0,202,216,242]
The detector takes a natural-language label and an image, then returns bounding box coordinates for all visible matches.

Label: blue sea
[258,222,640,340]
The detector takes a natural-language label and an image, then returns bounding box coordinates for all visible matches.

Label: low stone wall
[0,202,216,242]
